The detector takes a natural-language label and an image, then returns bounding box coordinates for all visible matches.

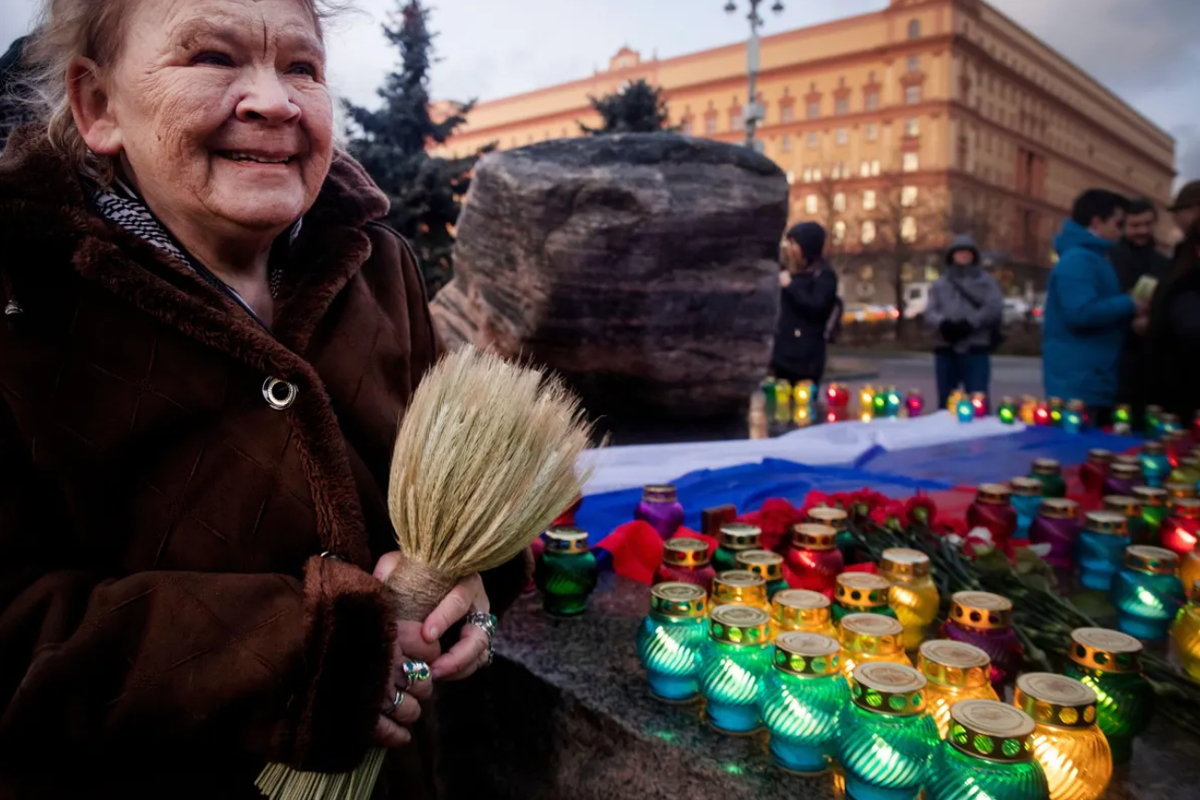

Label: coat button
[794,329,802,337]
[262,377,298,411]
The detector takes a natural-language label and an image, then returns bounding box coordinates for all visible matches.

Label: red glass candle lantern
[826,383,850,411]
[967,484,1017,552]
[655,538,717,589]
[1161,498,1200,559]
[905,388,924,418]
[785,523,843,597]
[970,392,988,417]
[1081,449,1113,500]
[1192,411,1200,445]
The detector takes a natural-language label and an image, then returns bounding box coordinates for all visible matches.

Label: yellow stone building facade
[441,0,1175,277]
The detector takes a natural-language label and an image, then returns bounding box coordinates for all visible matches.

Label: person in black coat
[1145,219,1200,423]
[1110,198,1171,410]
[0,34,36,155]
[770,222,840,388]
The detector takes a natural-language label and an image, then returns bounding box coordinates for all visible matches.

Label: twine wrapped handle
[385,556,460,624]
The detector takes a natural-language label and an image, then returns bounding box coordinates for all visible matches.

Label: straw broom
[256,346,594,800]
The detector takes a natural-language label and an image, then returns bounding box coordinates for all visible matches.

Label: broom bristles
[387,345,594,577]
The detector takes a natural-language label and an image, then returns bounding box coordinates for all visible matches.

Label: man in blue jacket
[1043,189,1146,423]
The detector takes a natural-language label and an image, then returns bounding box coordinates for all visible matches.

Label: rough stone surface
[430,133,789,420]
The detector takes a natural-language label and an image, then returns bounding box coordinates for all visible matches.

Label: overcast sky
[5,0,1198,183]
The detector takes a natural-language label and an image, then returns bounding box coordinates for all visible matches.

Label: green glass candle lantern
[1013,674,1112,800]
[771,588,837,638]
[1132,485,1168,539]
[840,613,911,677]
[1111,545,1186,641]
[636,582,709,703]
[534,526,597,617]
[1030,458,1067,499]
[736,549,789,599]
[711,569,770,613]
[837,662,939,800]
[833,572,896,625]
[1061,628,1153,765]
[880,548,939,651]
[762,632,849,774]
[700,605,773,734]
[714,522,762,572]
[926,700,1049,800]
[918,640,999,739]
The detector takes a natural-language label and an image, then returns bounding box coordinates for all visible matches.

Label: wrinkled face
[1124,210,1157,246]
[99,0,333,237]
[951,249,975,267]
[1093,209,1126,243]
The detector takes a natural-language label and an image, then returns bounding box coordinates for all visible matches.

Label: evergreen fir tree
[343,0,487,295]
[580,79,675,135]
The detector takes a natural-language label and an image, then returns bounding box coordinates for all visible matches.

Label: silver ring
[402,660,431,684]
[390,689,404,713]
[465,611,498,641]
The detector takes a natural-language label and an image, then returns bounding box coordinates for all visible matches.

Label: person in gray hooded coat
[924,234,1004,409]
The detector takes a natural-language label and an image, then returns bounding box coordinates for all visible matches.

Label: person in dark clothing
[1145,218,1200,424]
[770,221,840,389]
[0,35,35,155]
[1110,198,1171,410]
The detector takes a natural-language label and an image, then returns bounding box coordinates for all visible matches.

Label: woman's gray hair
[18,0,348,187]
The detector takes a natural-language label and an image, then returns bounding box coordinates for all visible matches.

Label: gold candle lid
[1087,449,1114,465]
[649,582,708,618]
[1171,497,1200,520]
[736,549,784,582]
[774,632,842,677]
[1114,453,1142,467]
[1111,462,1143,479]
[949,701,1036,763]
[1038,498,1078,520]
[709,604,771,646]
[880,548,931,580]
[1132,485,1166,506]
[1069,627,1142,674]
[1010,477,1043,497]
[662,538,710,568]
[1170,482,1200,501]
[771,589,831,628]
[1103,495,1143,516]
[850,662,927,716]
[1083,511,1128,536]
[840,613,905,655]
[835,572,892,609]
[792,522,838,550]
[1032,459,1062,477]
[718,522,762,551]
[977,483,1013,505]
[1143,441,1166,456]
[545,526,589,554]
[918,640,992,689]
[950,591,1013,631]
[1124,544,1179,574]
[711,570,768,605]
[1180,456,1200,471]
[1014,673,1098,729]
[642,484,679,503]
[807,507,848,531]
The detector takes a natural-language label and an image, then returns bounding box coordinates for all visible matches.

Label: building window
[786,171,795,185]
[861,220,877,244]
[863,190,877,211]
[835,97,849,115]
[807,100,821,119]
[901,186,918,207]
[833,192,846,212]
[901,216,918,243]
[860,161,871,177]
[808,132,819,149]
[731,112,744,131]
[905,85,922,105]
[905,117,920,137]
[781,134,792,152]
[805,194,819,214]
[865,123,878,142]
[781,104,795,123]
[705,114,717,134]
[833,220,847,243]
[832,163,842,179]
[865,91,880,111]
[871,159,881,176]
[902,153,919,172]
[835,128,848,146]
[802,167,813,183]
[907,19,921,39]
[680,118,693,136]
[907,55,920,73]
[812,167,822,181]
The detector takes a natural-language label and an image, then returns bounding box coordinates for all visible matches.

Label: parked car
[903,283,931,320]
[842,303,870,325]
[1002,297,1032,325]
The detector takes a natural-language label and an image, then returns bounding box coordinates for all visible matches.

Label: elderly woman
[0,0,527,797]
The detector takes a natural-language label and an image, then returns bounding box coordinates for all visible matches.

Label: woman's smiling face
[84,0,334,236]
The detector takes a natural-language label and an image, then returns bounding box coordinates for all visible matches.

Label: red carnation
[905,493,938,527]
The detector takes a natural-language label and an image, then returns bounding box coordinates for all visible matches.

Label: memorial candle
[713,522,762,572]
[1062,628,1154,765]
[1080,449,1113,499]
[1049,397,1065,427]
[1132,486,1168,541]
[711,570,770,613]
[1104,495,1149,545]
[967,484,1018,553]
[943,591,1021,688]
[971,392,988,417]
[1075,511,1130,591]
[880,548,939,651]
[860,385,877,417]
[793,380,814,407]
[1170,587,1200,682]
[634,484,684,540]
[1104,462,1143,499]
[535,526,598,617]
[1029,498,1082,573]
[1145,404,1163,436]
[1182,546,1200,600]
[636,583,709,702]
[956,398,976,423]
[833,572,896,626]
[771,588,837,638]
[1160,497,1200,558]
[998,396,1017,425]
[1140,441,1171,487]
[925,701,1049,800]
[1013,673,1112,800]
[808,506,852,555]
[1174,455,1200,488]
[784,523,843,596]
[885,387,903,417]
[1166,481,1197,502]
[840,613,911,676]
[918,640,999,739]
[1063,400,1087,434]
[904,389,924,418]
[700,605,772,734]
[1010,477,1044,540]
[1112,404,1133,435]
[654,537,716,589]
[736,549,788,599]
[1019,395,1039,425]
[1030,458,1067,498]
[1111,546,1186,641]
[762,632,849,774]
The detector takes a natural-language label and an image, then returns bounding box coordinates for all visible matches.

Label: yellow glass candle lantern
[839,613,911,676]
[918,639,999,739]
[711,570,770,613]
[880,547,939,651]
[1171,584,1200,683]
[771,588,838,639]
[793,380,814,408]
[1013,673,1113,800]
[1181,546,1200,600]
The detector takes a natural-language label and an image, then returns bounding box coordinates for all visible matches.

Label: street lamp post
[724,0,784,152]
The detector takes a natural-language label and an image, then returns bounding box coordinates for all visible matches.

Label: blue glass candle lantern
[1062,628,1154,765]
[1013,673,1112,800]
[956,399,976,424]
[885,387,903,418]
[1104,495,1149,545]
[711,569,770,613]
[1140,441,1171,488]
[837,662,939,800]
[926,701,1049,800]
[762,632,849,774]
[1062,401,1085,434]
[735,549,789,599]
[713,522,762,572]
[1075,511,1130,591]
[1009,477,1043,540]
[700,605,773,734]
[1111,545,1186,640]
[534,526,597,617]
[636,582,709,702]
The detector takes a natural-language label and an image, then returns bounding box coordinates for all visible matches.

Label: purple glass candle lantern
[635,484,685,540]
[943,591,1022,689]
[1104,462,1143,499]
[1029,498,1082,573]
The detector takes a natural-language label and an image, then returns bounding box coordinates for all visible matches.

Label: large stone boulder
[430,133,789,420]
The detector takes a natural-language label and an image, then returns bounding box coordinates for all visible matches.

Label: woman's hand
[423,573,493,681]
